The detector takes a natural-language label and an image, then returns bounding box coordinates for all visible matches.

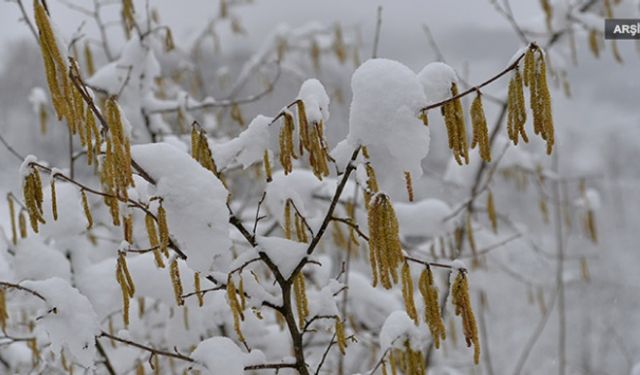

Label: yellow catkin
[367,193,403,289]
[194,272,204,307]
[486,190,497,233]
[8,196,17,245]
[116,261,131,327]
[333,24,347,64]
[50,177,58,221]
[226,277,245,342]
[580,257,590,282]
[157,204,170,257]
[230,104,244,126]
[540,0,553,31]
[38,105,48,135]
[418,267,446,349]
[401,262,418,324]
[34,1,71,122]
[123,214,133,243]
[118,252,135,297]
[295,213,309,243]
[23,169,45,233]
[164,28,175,52]
[451,271,480,364]
[122,0,135,38]
[263,149,273,183]
[528,49,554,154]
[293,272,309,329]
[170,259,184,306]
[336,318,347,354]
[145,213,165,268]
[588,30,600,58]
[404,171,414,202]
[19,210,27,238]
[279,112,296,174]
[585,210,598,244]
[0,289,8,331]
[284,199,293,240]
[611,40,623,64]
[81,190,93,230]
[507,69,528,145]
[470,92,491,162]
[83,42,95,76]
[442,83,469,165]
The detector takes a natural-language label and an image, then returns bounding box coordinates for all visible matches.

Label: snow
[28,87,47,112]
[256,235,307,279]
[297,78,330,124]
[21,277,100,368]
[18,155,38,178]
[88,38,160,97]
[379,310,428,351]
[13,238,71,282]
[575,188,601,210]
[213,115,276,170]
[394,198,454,238]
[417,62,458,104]
[345,58,430,196]
[131,142,231,273]
[191,336,264,375]
[347,272,401,330]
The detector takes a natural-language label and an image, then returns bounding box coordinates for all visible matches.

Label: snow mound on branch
[379,311,428,351]
[297,79,330,124]
[213,115,276,170]
[192,336,265,375]
[14,238,70,282]
[344,58,430,196]
[394,199,454,238]
[418,62,458,105]
[256,236,307,279]
[21,277,99,368]
[131,143,231,273]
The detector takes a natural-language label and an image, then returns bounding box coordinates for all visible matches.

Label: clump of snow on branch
[297,78,330,124]
[191,336,265,375]
[131,143,230,273]
[379,310,428,351]
[256,235,307,279]
[340,58,430,196]
[21,277,100,368]
[417,62,458,104]
[213,115,276,170]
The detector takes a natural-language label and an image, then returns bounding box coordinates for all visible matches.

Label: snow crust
[417,62,458,105]
[192,336,265,375]
[297,78,330,124]
[256,235,307,279]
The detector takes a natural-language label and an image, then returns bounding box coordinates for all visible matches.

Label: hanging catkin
[418,267,446,349]
[8,196,17,245]
[145,213,165,268]
[470,92,491,162]
[451,271,480,364]
[401,261,418,324]
[367,193,403,289]
[170,259,184,306]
